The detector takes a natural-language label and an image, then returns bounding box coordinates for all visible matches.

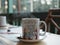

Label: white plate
[19,35,47,42]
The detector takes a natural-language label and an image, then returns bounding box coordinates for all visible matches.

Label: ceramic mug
[0,16,7,26]
[0,16,8,30]
[21,18,47,40]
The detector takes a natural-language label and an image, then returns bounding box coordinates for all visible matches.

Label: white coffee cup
[0,16,7,26]
[21,18,47,40]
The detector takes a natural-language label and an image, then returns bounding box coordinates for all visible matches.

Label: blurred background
[0,0,60,34]
[0,0,59,13]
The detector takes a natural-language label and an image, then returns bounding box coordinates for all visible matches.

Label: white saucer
[20,39,43,42]
[20,39,41,42]
[19,35,47,42]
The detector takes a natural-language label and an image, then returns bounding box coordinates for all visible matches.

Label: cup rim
[22,18,40,20]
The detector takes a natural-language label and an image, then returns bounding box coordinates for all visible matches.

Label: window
[33,0,59,12]
[0,0,59,13]
[0,0,8,13]
[13,0,17,13]
[20,0,31,12]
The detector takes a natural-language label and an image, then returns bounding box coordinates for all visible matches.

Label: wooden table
[0,26,60,45]
[16,41,45,45]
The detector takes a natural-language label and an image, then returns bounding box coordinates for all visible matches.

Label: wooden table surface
[16,41,46,45]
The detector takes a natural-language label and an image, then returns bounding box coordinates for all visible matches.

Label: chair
[45,8,60,34]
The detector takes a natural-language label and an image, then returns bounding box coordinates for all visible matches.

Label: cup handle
[39,21,47,36]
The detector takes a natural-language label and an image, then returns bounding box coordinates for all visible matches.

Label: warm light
[41,0,45,4]
[55,5,58,8]
[13,5,16,9]
[47,2,51,5]
[23,7,27,11]
[46,0,51,5]
[5,5,8,9]
[33,0,38,2]
[5,1,8,4]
